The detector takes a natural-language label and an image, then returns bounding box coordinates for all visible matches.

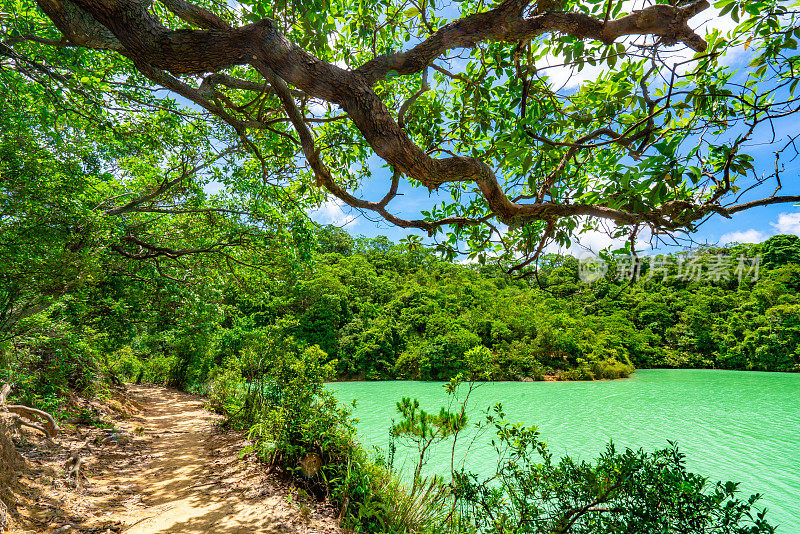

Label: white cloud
[720,229,768,244]
[542,219,649,258]
[535,56,606,91]
[533,4,743,90]
[717,211,800,244]
[771,212,800,236]
[562,231,648,258]
[310,198,357,227]
[306,99,329,117]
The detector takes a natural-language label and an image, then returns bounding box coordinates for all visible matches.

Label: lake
[329,369,800,531]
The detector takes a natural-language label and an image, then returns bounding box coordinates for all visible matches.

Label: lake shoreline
[329,369,800,531]
[327,365,799,384]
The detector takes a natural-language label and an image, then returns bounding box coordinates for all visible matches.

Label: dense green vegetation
[3,0,799,529]
[3,202,795,530]
[206,228,797,383]
[296,229,800,380]
[6,220,800,411]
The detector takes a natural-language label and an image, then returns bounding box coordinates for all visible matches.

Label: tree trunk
[0,418,24,532]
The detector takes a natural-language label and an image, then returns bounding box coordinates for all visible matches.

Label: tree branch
[355,0,709,84]
[29,0,740,237]
[725,195,800,215]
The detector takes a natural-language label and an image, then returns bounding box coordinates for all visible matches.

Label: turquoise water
[328,369,800,531]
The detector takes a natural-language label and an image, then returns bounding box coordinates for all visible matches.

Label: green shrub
[494,339,546,380]
[108,346,143,382]
[451,406,775,534]
[142,353,179,384]
[419,329,481,380]
[238,340,449,532]
[393,345,425,379]
[560,359,595,380]
[1,313,101,408]
[591,358,634,379]
[207,356,245,415]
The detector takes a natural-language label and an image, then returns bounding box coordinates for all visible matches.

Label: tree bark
[0,418,23,532]
[25,0,800,248]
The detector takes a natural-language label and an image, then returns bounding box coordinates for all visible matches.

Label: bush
[207,356,245,415]
[238,340,450,532]
[141,353,179,384]
[494,339,546,380]
[1,314,101,409]
[419,329,481,380]
[591,358,634,379]
[108,346,143,382]
[451,407,775,533]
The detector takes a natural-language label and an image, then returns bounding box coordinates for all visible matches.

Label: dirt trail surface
[10,385,341,534]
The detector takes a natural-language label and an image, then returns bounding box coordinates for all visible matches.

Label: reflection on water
[329,369,800,531]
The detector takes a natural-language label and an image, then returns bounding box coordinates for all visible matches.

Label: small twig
[122,506,175,531]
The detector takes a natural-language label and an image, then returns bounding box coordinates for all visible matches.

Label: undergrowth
[210,335,777,534]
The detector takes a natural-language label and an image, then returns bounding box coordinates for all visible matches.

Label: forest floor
[9,384,341,534]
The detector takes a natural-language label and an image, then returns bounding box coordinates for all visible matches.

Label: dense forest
[261,228,800,381]
[4,192,800,410]
[3,0,800,529]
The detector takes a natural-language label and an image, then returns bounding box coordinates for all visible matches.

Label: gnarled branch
[0,384,60,439]
[27,0,797,248]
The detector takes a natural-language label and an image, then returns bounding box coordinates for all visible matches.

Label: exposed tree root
[0,383,64,528]
[1,384,60,439]
[5,404,59,438]
[65,438,92,486]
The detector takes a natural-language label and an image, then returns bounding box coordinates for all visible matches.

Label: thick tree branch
[725,195,800,214]
[30,0,744,237]
[355,0,709,84]
[33,0,122,50]
[158,0,228,29]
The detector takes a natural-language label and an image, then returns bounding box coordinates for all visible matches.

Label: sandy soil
[9,385,341,534]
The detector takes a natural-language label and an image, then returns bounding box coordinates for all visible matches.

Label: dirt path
[12,385,340,534]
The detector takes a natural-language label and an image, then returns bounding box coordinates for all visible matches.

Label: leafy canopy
[1,0,799,272]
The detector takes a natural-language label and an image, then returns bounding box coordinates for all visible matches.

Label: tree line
[4,206,799,413]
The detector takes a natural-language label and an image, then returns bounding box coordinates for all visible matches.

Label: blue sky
[305,4,800,254]
[204,0,800,254]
